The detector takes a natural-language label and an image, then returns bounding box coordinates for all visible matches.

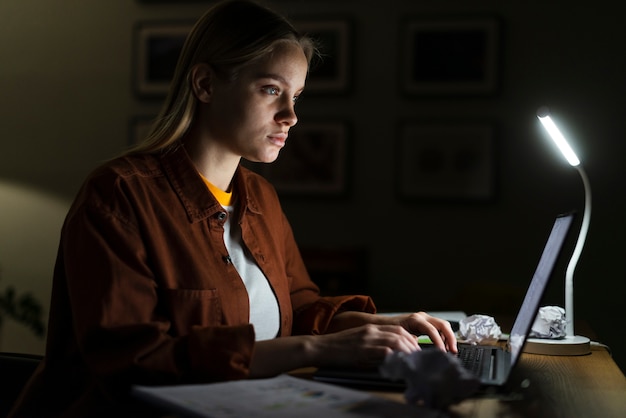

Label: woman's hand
[390,312,458,354]
[249,323,420,377]
[327,311,457,354]
[249,312,457,378]
[312,323,420,368]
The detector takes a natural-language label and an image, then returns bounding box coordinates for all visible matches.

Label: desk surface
[362,345,626,417]
[143,344,625,418]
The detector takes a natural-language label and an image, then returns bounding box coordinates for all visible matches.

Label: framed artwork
[292,18,352,95]
[396,123,495,201]
[401,17,499,96]
[245,122,349,196]
[133,21,193,97]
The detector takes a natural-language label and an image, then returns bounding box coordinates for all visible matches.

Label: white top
[222,205,280,341]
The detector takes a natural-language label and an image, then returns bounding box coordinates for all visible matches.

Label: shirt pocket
[161,288,223,335]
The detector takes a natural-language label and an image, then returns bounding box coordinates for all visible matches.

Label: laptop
[314,212,575,389]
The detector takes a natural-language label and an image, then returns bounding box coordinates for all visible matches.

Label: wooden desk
[140,344,624,418]
[364,345,626,417]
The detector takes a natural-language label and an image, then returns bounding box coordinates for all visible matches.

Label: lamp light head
[537,106,581,167]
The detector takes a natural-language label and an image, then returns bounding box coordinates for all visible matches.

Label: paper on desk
[529,306,567,338]
[133,374,439,418]
[458,314,502,344]
[379,349,480,409]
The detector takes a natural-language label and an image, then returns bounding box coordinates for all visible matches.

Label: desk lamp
[524,106,591,356]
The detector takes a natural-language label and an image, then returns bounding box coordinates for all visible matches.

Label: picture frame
[244,121,349,196]
[292,18,352,95]
[133,21,193,98]
[396,123,495,201]
[401,17,499,96]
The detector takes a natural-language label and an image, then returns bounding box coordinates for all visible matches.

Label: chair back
[0,353,42,418]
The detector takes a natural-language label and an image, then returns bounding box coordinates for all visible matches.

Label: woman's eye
[263,86,280,96]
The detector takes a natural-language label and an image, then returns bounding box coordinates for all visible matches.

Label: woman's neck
[184,132,240,192]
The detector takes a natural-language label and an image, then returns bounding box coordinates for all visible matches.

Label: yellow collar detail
[200,175,233,207]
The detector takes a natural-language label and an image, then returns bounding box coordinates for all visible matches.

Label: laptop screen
[508,212,574,366]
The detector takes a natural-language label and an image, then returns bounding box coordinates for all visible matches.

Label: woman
[10,1,456,417]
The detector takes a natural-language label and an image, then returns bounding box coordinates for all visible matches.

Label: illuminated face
[203,42,308,163]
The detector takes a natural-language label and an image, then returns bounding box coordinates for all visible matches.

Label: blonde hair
[127,0,317,155]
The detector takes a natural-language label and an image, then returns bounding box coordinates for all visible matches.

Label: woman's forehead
[243,43,308,84]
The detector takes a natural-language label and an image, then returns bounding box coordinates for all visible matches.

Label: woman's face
[203,42,309,163]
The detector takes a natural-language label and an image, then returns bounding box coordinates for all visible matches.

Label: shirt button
[222,255,232,264]
[216,212,227,220]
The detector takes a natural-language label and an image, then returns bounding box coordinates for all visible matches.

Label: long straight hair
[126,0,317,155]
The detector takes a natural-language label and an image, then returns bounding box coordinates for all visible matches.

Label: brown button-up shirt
[10,145,375,417]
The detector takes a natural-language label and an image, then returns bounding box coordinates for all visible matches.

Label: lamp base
[524,335,591,356]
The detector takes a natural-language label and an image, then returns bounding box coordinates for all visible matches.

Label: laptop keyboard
[457,346,485,376]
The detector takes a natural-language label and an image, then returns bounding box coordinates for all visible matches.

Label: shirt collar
[159,145,261,223]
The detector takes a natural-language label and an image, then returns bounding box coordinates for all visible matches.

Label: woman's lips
[268,132,288,147]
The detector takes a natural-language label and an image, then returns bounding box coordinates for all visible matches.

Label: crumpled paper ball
[379,349,480,409]
[458,314,502,345]
[529,306,567,338]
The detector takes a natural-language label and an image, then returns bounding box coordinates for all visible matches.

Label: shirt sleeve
[292,295,377,336]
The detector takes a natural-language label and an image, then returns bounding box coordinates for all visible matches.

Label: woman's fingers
[367,324,420,353]
[398,312,458,354]
[318,324,420,368]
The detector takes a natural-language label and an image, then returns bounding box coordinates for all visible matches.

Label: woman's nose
[276,100,298,127]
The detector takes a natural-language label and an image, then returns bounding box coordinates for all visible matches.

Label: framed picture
[401,17,499,96]
[292,18,352,95]
[245,122,349,196]
[396,123,495,201]
[134,21,193,97]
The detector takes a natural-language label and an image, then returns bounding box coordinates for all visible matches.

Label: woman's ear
[190,63,213,103]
